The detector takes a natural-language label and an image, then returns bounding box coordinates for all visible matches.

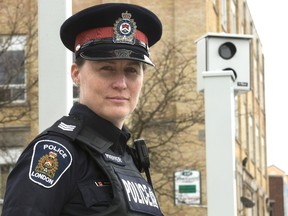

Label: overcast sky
[246,0,288,173]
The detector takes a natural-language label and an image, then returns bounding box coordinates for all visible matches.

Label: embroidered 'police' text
[43,144,68,159]
[105,153,122,162]
[116,172,162,215]
[121,179,159,208]
[103,153,125,166]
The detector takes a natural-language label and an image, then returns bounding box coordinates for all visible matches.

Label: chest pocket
[78,179,113,208]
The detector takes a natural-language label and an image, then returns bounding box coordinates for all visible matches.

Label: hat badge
[113,11,137,45]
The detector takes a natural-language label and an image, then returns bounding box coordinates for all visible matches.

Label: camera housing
[196,33,253,93]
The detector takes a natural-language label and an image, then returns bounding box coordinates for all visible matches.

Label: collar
[69,103,131,145]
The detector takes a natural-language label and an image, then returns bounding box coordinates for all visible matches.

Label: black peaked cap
[60,3,162,65]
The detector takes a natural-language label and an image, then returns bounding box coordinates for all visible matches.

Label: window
[213,0,219,14]
[255,126,260,168]
[73,84,79,103]
[235,96,239,140]
[0,126,27,203]
[249,115,254,161]
[0,126,30,148]
[261,136,266,172]
[72,54,79,103]
[241,100,247,150]
[259,62,265,110]
[231,0,237,33]
[221,0,228,31]
[0,164,14,200]
[253,57,258,99]
[0,35,26,104]
[258,195,264,216]
[242,2,247,33]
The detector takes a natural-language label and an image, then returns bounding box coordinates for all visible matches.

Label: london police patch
[29,140,72,188]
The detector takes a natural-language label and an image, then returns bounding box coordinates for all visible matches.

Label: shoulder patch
[29,139,72,188]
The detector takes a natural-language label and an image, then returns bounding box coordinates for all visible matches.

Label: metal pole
[38,0,73,132]
[203,70,237,216]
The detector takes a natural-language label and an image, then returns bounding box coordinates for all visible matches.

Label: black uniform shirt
[2,103,131,216]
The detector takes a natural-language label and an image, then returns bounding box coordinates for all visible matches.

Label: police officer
[2,3,163,216]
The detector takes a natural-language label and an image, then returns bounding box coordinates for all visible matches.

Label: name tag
[116,172,162,216]
[103,153,125,166]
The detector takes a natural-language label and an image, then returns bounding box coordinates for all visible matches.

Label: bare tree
[127,41,205,215]
[0,0,38,198]
[0,0,38,133]
[0,1,205,212]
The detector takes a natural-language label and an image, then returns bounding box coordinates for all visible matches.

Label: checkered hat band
[75,27,148,52]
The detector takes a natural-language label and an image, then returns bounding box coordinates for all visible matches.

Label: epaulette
[46,116,83,141]
[43,116,113,154]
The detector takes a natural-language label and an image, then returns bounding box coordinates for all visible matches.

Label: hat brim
[77,43,154,66]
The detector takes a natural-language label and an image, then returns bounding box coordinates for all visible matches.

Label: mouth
[106,96,129,102]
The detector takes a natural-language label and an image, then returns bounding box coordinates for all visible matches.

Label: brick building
[0,0,269,215]
[268,165,288,216]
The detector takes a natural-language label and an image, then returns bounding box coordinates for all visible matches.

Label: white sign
[174,170,201,205]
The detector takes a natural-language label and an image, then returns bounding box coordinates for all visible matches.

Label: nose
[112,72,127,90]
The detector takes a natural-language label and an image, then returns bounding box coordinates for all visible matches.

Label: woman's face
[71,59,144,128]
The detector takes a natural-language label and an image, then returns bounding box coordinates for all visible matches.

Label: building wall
[0,0,39,211]
[268,166,288,216]
[0,0,38,140]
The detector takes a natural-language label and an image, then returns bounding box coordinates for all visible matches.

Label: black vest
[45,116,163,216]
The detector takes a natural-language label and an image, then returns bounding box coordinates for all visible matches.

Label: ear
[71,63,80,85]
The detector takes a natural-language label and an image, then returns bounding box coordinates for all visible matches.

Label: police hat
[60,3,162,66]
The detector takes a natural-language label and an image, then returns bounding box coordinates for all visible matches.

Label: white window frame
[231,0,237,33]
[0,35,27,104]
[221,0,228,31]
[255,126,260,168]
[249,115,254,161]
